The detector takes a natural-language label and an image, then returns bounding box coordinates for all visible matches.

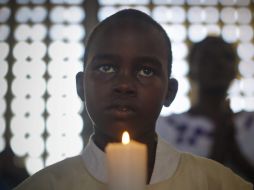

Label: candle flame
[122,131,130,144]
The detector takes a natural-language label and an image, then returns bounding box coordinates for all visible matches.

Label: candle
[106,131,147,190]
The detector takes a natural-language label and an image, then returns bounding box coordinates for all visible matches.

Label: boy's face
[83,21,172,141]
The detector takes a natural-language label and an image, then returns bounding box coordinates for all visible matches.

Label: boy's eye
[138,67,154,77]
[98,65,116,73]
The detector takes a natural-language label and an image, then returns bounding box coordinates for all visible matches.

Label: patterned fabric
[156,111,254,166]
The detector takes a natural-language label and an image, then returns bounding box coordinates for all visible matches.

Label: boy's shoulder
[35,155,84,176]
[177,152,253,189]
[13,155,88,190]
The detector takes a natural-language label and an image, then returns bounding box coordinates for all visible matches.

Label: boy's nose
[113,74,136,96]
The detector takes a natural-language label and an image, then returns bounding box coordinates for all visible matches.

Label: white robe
[14,137,252,190]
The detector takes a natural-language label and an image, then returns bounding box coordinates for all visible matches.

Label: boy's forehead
[88,18,165,53]
[97,18,156,38]
[88,23,167,60]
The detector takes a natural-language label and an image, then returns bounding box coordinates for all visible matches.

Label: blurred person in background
[156,36,254,184]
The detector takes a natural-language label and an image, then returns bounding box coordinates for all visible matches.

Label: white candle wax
[106,132,147,190]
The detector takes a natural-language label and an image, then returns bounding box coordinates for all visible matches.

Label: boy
[15,9,252,189]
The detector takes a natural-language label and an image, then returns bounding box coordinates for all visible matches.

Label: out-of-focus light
[203,0,218,5]
[162,24,186,42]
[241,78,254,96]
[49,24,85,41]
[0,118,5,136]
[188,6,203,23]
[47,60,83,79]
[153,0,185,5]
[228,79,241,96]
[230,96,244,112]
[10,136,27,156]
[239,60,254,78]
[0,136,5,153]
[12,78,46,97]
[243,97,254,111]
[45,135,83,165]
[14,24,47,41]
[13,42,29,59]
[237,8,251,24]
[65,0,84,4]
[0,118,5,153]
[46,96,82,114]
[236,0,251,6]
[26,136,44,157]
[237,43,254,61]
[219,0,235,6]
[97,5,151,21]
[46,114,83,135]
[14,24,30,41]
[206,24,220,36]
[172,42,188,60]
[25,157,44,175]
[236,0,250,5]
[65,6,85,23]
[48,41,84,60]
[31,42,47,58]
[170,6,186,23]
[11,97,44,117]
[10,116,44,157]
[45,154,65,167]
[15,7,30,23]
[46,79,73,95]
[10,115,44,136]
[220,7,236,24]
[152,6,169,23]
[172,59,189,78]
[98,6,150,21]
[204,6,219,23]
[99,0,149,4]
[13,60,46,79]
[31,7,47,23]
[0,7,11,22]
[0,25,10,41]
[97,6,119,21]
[13,42,47,60]
[0,99,6,117]
[17,0,47,3]
[187,0,203,5]
[0,79,7,98]
[15,7,47,23]
[0,43,9,59]
[50,6,65,23]
[50,6,85,23]
[238,25,253,42]
[177,77,190,95]
[221,25,238,43]
[188,24,207,42]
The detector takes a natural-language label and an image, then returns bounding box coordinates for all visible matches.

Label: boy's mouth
[107,105,136,117]
[111,105,134,111]
[116,105,131,111]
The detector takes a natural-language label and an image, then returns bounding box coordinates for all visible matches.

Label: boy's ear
[164,78,178,107]
[76,72,84,101]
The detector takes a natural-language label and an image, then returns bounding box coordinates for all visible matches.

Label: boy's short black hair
[83,9,173,77]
